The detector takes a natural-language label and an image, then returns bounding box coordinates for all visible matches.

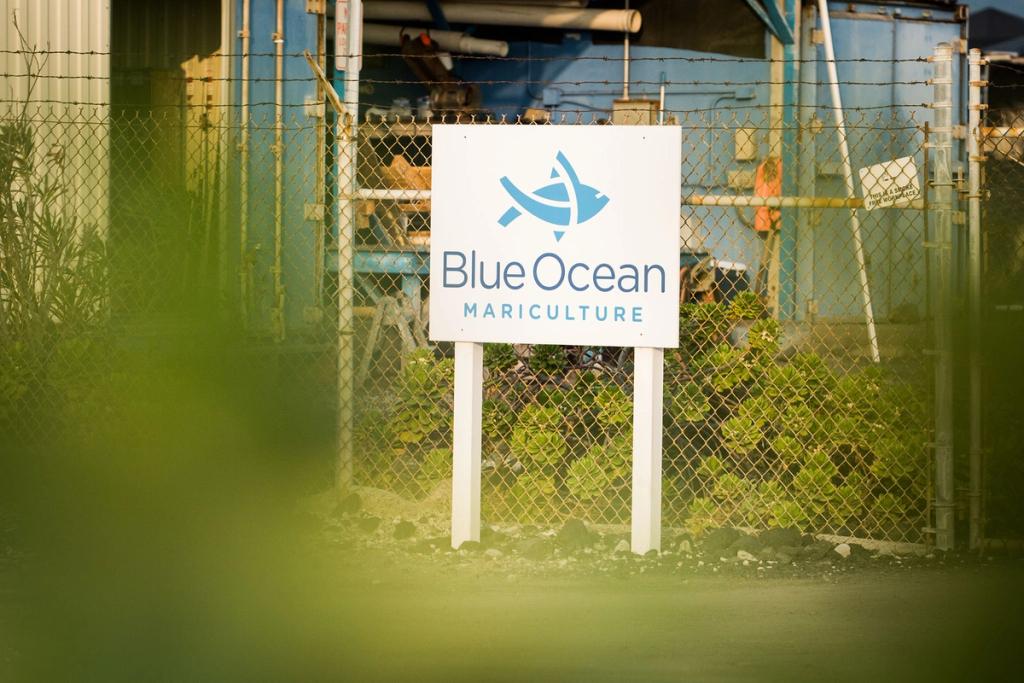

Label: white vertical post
[451,342,484,549]
[631,346,664,554]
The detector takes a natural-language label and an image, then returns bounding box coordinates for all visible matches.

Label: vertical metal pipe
[239,0,251,325]
[967,48,984,550]
[272,0,285,341]
[314,9,327,308]
[622,0,630,100]
[658,71,665,124]
[816,0,881,363]
[931,42,956,551]
[336,0,362,489]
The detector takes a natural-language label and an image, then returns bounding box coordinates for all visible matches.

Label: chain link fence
[350,103,933,543]
[1,50,960,545]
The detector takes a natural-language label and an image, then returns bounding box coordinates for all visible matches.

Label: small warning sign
[858,157,921,210]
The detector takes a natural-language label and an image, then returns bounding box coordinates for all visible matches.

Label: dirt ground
[3,521,1023,682]
[324,555,1023,683]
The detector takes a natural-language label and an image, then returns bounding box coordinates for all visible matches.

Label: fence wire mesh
[349,106,933,543]
[0,50,951,545]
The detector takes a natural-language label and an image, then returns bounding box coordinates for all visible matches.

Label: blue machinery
[229,1,966,340]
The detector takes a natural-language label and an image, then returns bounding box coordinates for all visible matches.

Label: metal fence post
[931,42,956,551]
[336,0,362,490]
[967,48,984,550]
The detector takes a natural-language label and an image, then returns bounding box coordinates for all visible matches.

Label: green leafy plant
[790,352,835,398]
[869,433,922,482]
[870,492,905,528]
[831,473,868,526]
[679,302,730,360]
[738,395,778,426]
[510,470,557,507]
[769,497,809,528]
[0,37,109,429]
[667,383,711,422]
[781,402,814,437]
[728,291,766,320]
[418,448,451,482]
[595,384,632,428]
[685,496,724,536]
[484,343,518,372]
[699,343,752,392]
[791,451,838,516]
[566,451,614,502]
[528,344,568,375]
[711,472,755,504]
[510,405,567,466]
[721,415,762,455]
[747,318,781,358]
[771,434,804,467]
[697,455,728,481]
[391,350,454,447]
[483,397,516,442]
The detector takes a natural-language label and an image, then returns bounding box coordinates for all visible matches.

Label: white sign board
[858,156,921,210]
[429,125,682,348]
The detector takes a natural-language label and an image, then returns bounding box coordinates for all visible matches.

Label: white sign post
[430,125,682,553]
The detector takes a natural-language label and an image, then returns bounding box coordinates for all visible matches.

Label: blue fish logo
[498,151,609,242]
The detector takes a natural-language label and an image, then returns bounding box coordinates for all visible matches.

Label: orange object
[754,156,782,232]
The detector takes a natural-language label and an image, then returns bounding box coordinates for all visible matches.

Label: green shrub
[870,433,922,481]
[747,318,781,358]
[528,344,568,374]
[728,291,765,320]
[721,415,762,455]
[679,302,730,360]
[781,402,814,437]
[831,473,868,525]
[790,352,835,398]
[699,343,752,392]
[771,434,804,467]
[738,395,778,426]
[484,343,518,372]
[769,497,809,528]
[511,417,567,467]
[685,496,723,536]
[791,451,838,516]
[418,448,451,482]
[595,384,632,428]
[697,454,728,480]
[566,451,614,502]
[758,364,809,405]
[483,398,516,442]
[870,492,905,527]
[391,349,454,447]
[510,470,557,508]
[667,383,711,422]
[712,472,754,503]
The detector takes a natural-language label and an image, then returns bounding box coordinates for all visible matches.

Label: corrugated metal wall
[0,0,111,233]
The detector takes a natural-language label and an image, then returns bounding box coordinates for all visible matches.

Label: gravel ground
[3,486,1022,682]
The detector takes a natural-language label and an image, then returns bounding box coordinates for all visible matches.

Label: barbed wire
[0,98,930,112]
[0,48,932,64]
[0,72,932,87]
